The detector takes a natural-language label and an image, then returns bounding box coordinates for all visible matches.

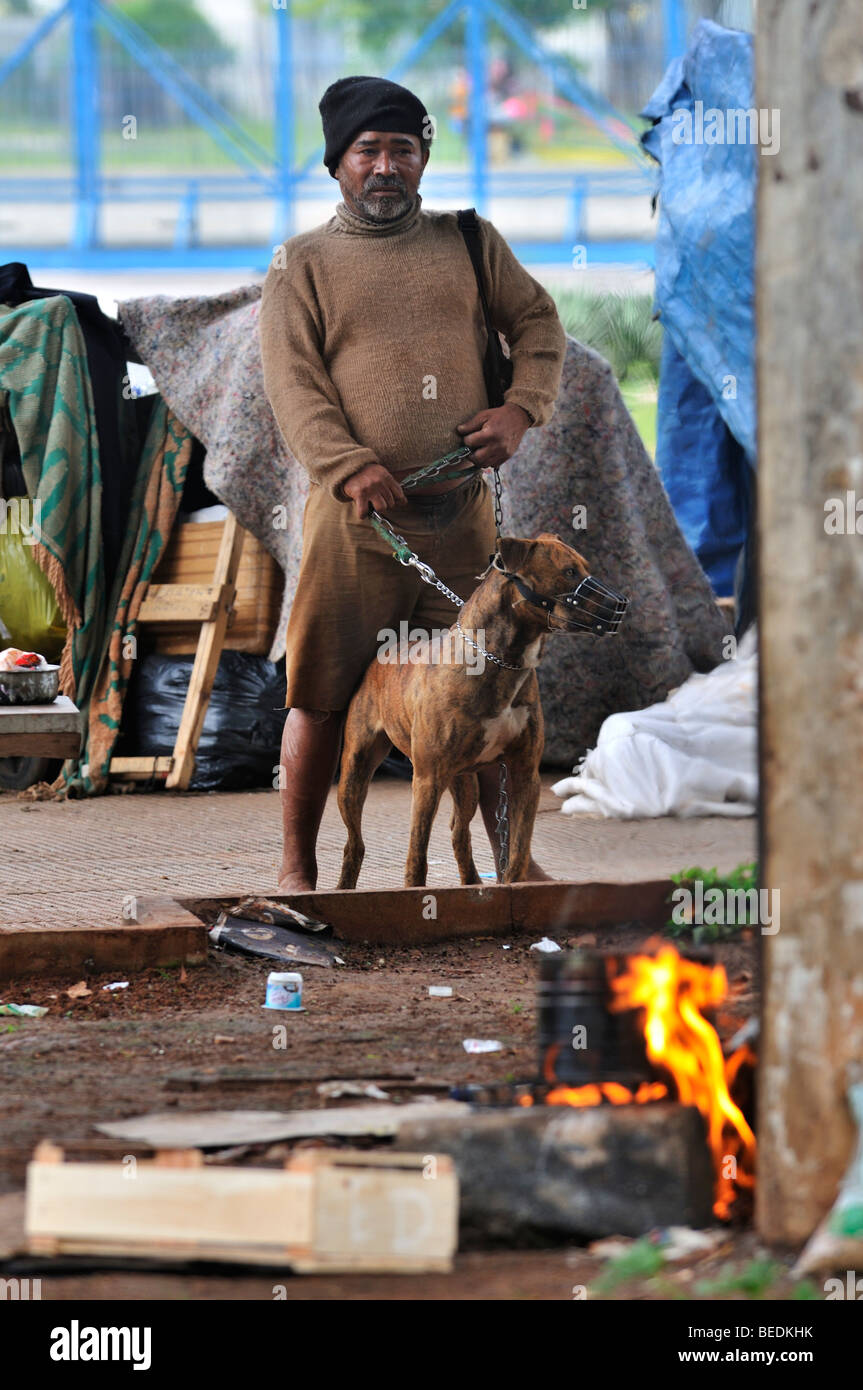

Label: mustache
[363,175,408,194]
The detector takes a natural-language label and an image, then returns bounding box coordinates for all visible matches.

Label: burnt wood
[397,1101,714,1241]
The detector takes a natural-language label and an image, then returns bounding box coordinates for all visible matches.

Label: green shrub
[665,862,759,944]
[552,290,662,384]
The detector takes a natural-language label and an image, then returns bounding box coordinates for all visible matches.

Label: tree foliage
[117,0,232,59]
[553,291,662,384]
[293,0,611,54]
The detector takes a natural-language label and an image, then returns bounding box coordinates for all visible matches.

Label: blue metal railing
[0,0,674,268]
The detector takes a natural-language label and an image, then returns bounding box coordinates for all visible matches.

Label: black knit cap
[319,75,430,177]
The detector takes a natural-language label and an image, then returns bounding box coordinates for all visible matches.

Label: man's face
[336,130,429,222]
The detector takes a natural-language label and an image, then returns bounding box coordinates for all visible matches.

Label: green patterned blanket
[0,295,192,794]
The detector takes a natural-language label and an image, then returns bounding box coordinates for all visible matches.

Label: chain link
[455,617,522,671]
[492,467,504,539]
[399,446,475,490]
[414,563,467,612]
[368,458,522,670]
[494,760,509,881]
[367,510,415,563]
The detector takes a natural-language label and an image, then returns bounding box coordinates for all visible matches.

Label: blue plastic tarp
[641,20,756,461]
[640,20,757,602]
[656,335,750,597]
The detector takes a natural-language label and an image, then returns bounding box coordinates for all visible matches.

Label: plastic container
[262,971,304,1012]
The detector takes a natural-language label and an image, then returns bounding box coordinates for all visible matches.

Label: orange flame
[546,1079,669,1107]
[609,945,756,1218]
[540,945,756,1218]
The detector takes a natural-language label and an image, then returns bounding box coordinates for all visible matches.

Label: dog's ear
[496,536,534,573]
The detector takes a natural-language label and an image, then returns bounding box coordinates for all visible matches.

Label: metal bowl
[0,665,61,706]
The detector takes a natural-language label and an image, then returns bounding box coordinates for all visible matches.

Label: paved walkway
[0,776,756,931]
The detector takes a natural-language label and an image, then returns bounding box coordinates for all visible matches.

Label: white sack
[552,627,757,818]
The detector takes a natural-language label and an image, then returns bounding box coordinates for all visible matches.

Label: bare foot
[277,872,316,894]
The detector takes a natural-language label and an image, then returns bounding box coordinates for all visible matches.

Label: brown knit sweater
[259,196,566,498]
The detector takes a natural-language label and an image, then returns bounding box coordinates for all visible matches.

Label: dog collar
[490,553,628,636]
[455,616,524,671]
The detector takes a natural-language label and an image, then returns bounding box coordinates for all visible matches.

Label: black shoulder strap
[458,207,510,407]
[457,208,495,341]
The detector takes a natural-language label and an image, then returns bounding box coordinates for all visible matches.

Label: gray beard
[340,179,414,223]
[355,191,413,221]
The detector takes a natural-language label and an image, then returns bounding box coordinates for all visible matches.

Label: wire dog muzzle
[491,556,629,635]
[554,573,629,634]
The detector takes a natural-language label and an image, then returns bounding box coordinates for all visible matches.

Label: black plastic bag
[122,650,286,791]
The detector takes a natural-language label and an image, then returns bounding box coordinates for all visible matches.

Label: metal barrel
[536,949,652,1087]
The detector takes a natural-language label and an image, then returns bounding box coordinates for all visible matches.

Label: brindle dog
[336,533,624,888]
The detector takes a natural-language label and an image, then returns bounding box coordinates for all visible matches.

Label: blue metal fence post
[273,0,294,246]
[71,0,99,250]
[662,0,687,67]
[466,0,487,215]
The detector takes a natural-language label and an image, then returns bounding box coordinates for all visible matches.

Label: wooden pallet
[149,520,280,658]
[26,1142,458,1273]
[109,512,245,790]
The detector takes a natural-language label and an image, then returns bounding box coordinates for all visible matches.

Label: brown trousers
[284,473,497,711]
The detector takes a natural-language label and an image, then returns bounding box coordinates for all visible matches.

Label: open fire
[536,944,757,1220]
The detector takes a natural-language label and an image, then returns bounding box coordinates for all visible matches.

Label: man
[260,75,566,892]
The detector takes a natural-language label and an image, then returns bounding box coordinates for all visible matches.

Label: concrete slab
[0,776,756,937]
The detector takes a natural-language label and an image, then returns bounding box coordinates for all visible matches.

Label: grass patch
[550,290,660,456]
[694,1257,780,1299]
[593,1238,666,1293]
[665,863,760,945]
[621,381,658,458]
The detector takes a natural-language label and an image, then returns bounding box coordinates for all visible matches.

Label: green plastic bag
[828,1083,863,1237]
[795,1081,863,1280]
[0,497,66,662]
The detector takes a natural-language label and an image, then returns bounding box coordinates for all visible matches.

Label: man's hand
[456,402,531,468]
[342,462,408,519]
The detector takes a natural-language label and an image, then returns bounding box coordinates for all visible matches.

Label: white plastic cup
[263,971,304,1011]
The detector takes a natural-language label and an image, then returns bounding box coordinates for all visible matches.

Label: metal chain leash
[368,462,524,672]
[454,616,522,671]
[367,514,522,674]
[490,470,510,873]
[494,759,509,882]
[369,448,513,876]
[367,512,467,607]
[492,466,504,540]
[408,559,467,613]
[398,445,475,490]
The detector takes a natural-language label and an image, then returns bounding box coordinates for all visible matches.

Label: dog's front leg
[336,720,391,891]
[503,764,542,883]
[450,772,481,884]
[405,774,445,888]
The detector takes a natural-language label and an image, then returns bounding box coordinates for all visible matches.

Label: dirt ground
[0,777,784,1301]
[0,917,798,1302]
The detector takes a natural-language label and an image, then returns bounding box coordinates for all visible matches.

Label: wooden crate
[26,1143,458,1273]
[151,519,280,657]
[0,695,81,759]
